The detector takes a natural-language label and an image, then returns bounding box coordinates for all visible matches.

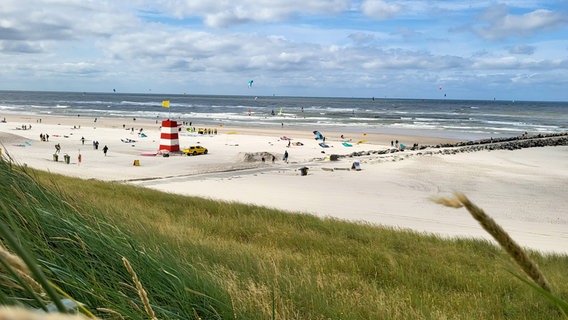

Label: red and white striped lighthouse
[159,119,180,152]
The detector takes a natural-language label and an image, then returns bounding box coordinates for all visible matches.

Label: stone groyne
[337,132,568,159]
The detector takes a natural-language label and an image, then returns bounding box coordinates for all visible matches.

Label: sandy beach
[1,113,567,255]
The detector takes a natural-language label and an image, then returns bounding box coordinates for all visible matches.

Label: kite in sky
[248,80,254,88]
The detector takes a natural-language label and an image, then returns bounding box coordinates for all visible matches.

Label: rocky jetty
[330,132,568,161]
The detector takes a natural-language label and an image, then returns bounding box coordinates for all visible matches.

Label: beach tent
[313,131,323,140]
[351,162,361,171]
[159,120,180,152]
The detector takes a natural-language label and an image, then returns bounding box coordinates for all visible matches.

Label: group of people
[186,127,218,135]
[53,140,108,158]
[390,139,419,151]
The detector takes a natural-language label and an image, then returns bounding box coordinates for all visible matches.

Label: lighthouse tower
[159,119,180,152]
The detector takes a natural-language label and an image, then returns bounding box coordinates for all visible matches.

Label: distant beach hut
[159,120,180,152]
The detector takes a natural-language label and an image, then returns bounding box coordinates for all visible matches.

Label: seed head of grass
[0,242,46,297]
[121,257,157,320]
[434,193,552,293]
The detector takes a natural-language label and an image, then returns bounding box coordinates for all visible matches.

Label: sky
[1,1,567,101]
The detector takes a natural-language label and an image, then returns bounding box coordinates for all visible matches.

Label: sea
[0,90,566,140]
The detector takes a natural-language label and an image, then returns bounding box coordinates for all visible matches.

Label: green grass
[0,157,567,319]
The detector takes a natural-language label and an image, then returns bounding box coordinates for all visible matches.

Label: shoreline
[3,111,503,144]
[2,112,464,145]
[1,113,567,255]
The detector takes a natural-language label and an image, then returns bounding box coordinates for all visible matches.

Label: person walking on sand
[283,150,288,162]
[54,143,61,154]
[103,145,108,156]
[81,136,85,145]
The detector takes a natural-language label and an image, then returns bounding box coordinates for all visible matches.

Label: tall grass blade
[508,271,568,317]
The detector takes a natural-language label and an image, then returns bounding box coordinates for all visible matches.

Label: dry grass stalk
[435,193,552,292]
[0,242,46,297]
[95,308,125,320]
[0,242,30,275]
[121,257,158,320]
[0,306,92,319]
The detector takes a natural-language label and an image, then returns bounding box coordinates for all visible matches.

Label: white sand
[1,114,567,255]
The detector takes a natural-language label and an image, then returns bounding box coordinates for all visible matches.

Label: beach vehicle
[183,145,208,156]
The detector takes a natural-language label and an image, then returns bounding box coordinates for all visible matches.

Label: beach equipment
[313,131,323,140]
[159,119,180,152]
[351,162,361,171]
[133,159,140,166]
[342,142,352,147]
[319,142,329,148]
[299,167,309,176]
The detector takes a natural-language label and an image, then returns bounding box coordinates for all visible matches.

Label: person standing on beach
[283,150,288,162]
[103,145,108,156]
[81,137,85,145]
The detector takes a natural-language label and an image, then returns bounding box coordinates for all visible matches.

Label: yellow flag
[162,100,170,108]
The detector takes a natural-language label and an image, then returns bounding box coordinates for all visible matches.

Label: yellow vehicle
[182,145,208,156]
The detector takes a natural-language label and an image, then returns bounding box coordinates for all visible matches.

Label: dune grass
[0,156,567,319]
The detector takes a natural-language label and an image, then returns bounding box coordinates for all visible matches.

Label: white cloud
[360,0,402,19]
[154,0,351,27]
[475,4,568,40]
